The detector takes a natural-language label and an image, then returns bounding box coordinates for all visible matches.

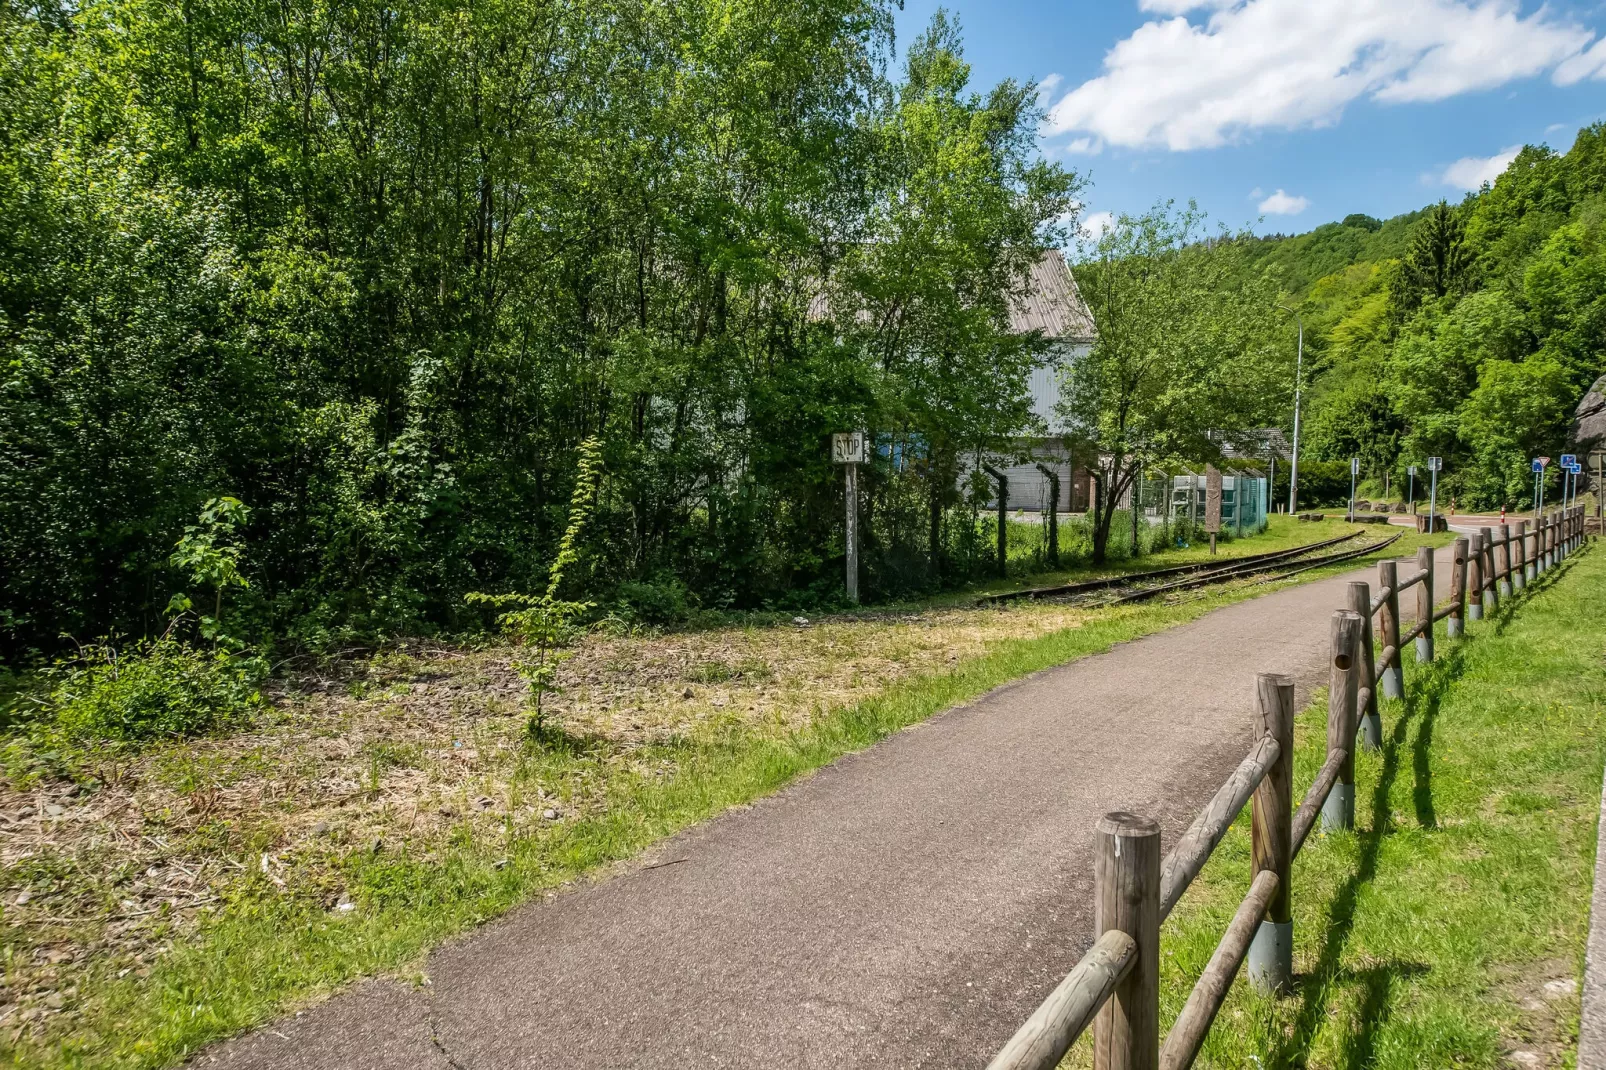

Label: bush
[30,638,263,748]
[613,575,698,626]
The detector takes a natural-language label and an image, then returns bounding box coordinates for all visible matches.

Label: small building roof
[807,248,1097,344]
[1009,250,1097,343]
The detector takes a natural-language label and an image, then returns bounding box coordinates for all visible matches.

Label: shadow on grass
[1267,633,1471,1067]
[1342,960,1431,1070]
[1257,543,1592,1066]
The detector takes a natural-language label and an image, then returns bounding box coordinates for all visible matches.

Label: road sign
[831,431,866,465]
[1408,465,1418,477]
[1561,453,1577,467]
[1427,456,1442,472]
[1351,456,1360,475]
[1533,458,1546,472]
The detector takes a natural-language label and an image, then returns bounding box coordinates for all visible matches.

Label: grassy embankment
[1061,535,1606,1068]
[1,517,1441,1068]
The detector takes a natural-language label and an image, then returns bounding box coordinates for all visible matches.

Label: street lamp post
[1278,305,1304,515]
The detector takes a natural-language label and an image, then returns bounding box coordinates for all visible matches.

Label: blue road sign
[1561,453,1577,467]
[1533,459,1545,472]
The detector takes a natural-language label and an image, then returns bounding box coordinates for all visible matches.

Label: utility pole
[1278,305,1304,514]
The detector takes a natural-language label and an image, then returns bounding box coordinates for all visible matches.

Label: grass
[1059,537,1606,1068]
[1,517,1448,1068]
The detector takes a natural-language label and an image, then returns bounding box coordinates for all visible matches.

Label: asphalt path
[200,544,1454,1070]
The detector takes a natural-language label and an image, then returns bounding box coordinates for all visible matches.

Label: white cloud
[1438,144,1522,189]
[1035,73,1064,107]
[1080,211,1118,240]
[1556,37,1606,84]
[1139,0,1236,12]
[1065,137,1102,155]
[1258,189,1309,215]
[1047,0,1594,152]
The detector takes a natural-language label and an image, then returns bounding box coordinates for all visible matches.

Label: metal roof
[807,249,1097,343]
[1007,250,1097,342]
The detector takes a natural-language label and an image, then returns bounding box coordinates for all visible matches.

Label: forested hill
[1244,124,1606,509]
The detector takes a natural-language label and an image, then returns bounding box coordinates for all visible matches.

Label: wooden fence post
[1499,523,1514,597]
[1448,537,1469,638]
[1248,673,1294,995]
[1322,611,1362,833]
[1414,545,1435,663]
[1377,559,1404,700]
[1347,581,1381,750]
[1467,532,1484,621]
[1035,463,1060,569]
[983,466,1009,578]
[1478,526,1497,612]
[1094,812,1161,1070]
[1519,520,1532,588]
[1523,519,1536,584]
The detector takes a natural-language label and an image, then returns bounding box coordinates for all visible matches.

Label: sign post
[832,432,866,603]
[1407,465,1417,514]
[1532,457,1549,520]
[1562,454,1578,512]
[1427,457,1441,532]
[1348,456,1359,522]
[1205,465,1223,555]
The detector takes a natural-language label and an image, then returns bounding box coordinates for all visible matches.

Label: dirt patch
[1496,958,1580,1068]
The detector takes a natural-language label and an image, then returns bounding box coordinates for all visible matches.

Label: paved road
[201,545,1452,1070]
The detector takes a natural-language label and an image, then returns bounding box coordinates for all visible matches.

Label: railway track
[980,528,1405,609]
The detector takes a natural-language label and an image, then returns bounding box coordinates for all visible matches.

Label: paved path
[202,545,1452,1070]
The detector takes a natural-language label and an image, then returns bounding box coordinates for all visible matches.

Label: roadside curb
[1578,764,1606,1069]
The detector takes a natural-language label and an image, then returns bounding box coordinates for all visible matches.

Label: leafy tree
[468,438,604,737]
[1060,202,1287,563]
[168,498,252,643]
[1389,200,1470,325]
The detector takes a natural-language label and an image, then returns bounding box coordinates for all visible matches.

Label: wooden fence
[988,505,1588,1070]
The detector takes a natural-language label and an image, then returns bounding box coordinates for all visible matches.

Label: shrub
[614,576,698,626]
[32,638,263,747]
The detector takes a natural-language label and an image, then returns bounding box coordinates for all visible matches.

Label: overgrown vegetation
[0,0,1088,658]
[467,437,605,736]
[9,639,260,758]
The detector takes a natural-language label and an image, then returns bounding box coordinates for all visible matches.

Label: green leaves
[1064,201,1289,559]
[467,436,604,736]
[0,0,1082,651]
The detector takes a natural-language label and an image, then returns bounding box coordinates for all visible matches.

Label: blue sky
[892,0,1606,238]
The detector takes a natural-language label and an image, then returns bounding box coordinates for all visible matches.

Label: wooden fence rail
[988,505,1588,1070]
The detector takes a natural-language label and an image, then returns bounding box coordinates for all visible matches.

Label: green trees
[1281,125,1606,508]
[0,0,1076,655]
[1060,203,1287,562]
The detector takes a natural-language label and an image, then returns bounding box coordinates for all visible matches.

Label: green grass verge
[1077,539,1606,1069]
[16,520,1448,1069]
